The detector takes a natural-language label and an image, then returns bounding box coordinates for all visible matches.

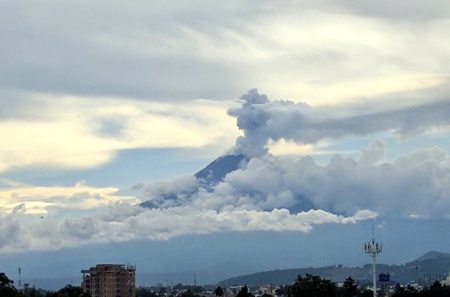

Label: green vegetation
[0,272,17,297]
[136,284,203,297]
[4,270,450,297]
[287,274,339,297]
[219,251,450,287]
[214,286,224,297]
[0,273,90,297]
[236,285,253,297]
[392,281,450,297]
[284,274,450,297]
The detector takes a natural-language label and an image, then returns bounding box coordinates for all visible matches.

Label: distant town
[2,250,450,297]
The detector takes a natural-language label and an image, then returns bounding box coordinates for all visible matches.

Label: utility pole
[365,239,382,297]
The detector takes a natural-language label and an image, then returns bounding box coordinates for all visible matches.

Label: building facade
[81,264,136,297]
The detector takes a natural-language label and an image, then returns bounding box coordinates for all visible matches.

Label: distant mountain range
[21,251,450,290]
[218,251,450,287]
[22,260,256,290]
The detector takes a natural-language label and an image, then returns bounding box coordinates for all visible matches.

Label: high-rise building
[81,264,136,297]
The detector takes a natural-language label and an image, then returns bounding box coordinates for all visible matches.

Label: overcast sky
[1,0,450,281]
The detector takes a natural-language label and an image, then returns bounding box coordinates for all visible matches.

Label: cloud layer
[0,182,137,215]
[0,95,238,172]
[143,142,450,219]
[1,0,450,254]
[229,89,450,156]
[1,1,449,102]
[2,89,450,253]
[0,203,375,253]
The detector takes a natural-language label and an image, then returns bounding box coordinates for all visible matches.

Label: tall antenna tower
[18,267,21,289]
[364,221,382,297]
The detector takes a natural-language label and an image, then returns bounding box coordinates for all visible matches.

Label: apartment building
[81,264,136,297]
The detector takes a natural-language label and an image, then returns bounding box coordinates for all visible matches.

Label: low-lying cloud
[143,142,450,219]
[0,205,375,253]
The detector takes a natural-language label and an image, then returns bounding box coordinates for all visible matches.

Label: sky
[1,0,450,287]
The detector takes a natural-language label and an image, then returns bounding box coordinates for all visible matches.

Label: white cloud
[141,142,450,219]
[267,139,319,156]
[0,182,138,215]
[1,140,448,253]
[1,0,450,255]
[358,140,385,165]
[1,0,450,172]
[0,94,239,172]
[0,206,375,253]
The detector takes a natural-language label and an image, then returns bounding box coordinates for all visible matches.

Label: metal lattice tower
[365,239,382,297]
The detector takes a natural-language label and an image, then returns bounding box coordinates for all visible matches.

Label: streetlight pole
[365,239,382,297]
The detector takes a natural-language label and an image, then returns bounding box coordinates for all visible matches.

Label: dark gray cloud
[229,89,450,156]
[0,214,22,248]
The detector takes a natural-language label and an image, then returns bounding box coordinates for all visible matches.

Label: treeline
[280,275,370,297]
[4,270,450,297]
[0,272,90,297]
[391,282,450,297]
[234,274,450,297]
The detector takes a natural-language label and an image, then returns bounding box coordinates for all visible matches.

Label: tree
[236,285,253,297]
[288,274,338,297]
[421,281,450,297]
[341,277,358,297]
[179,289,198,297]
[215,286,224,297]
[136,287,158,297]
[0,272,17,297]
[18,288,47,297]
[391,285,418,297]
[0,272,14,287]
[274,286,286,297]
[46,285,90,297]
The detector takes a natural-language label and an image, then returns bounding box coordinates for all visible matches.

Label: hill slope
[218,251,450,286]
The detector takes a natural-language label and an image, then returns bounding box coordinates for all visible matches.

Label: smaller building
[441,273,450,286]
[81,264,136,297]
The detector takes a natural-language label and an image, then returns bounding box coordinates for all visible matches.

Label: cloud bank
[0,95,238,172]
[0,204,375,253]
[1,1,449,103]
[2,89,450,253]
[0,0,449,254]
[229,89,450,157]
[143,143,450,219]
[0,182,137,215]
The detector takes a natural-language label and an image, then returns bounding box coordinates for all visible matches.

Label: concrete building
[81,264,136,297]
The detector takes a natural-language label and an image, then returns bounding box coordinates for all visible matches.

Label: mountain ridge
[218,251,450,286]
[410,250,450,263]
